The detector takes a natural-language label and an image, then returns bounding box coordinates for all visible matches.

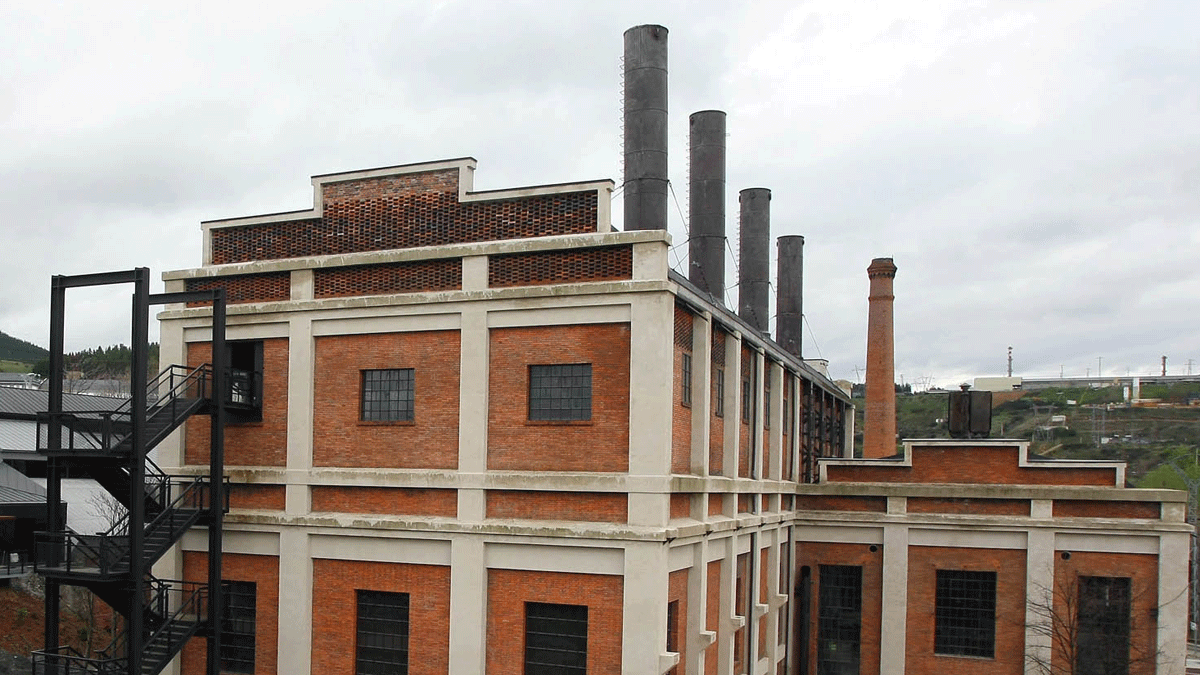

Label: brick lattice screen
[209,171,599,264]
[487,246,632,288]
[184,273,291,306]
[674,306,694,351]
[314,259,463,298]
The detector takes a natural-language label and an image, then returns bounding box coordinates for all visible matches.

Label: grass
[0,360,33,373]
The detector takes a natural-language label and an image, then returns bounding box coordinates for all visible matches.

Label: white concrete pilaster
[687,541,714,675]
[458,307,489,521]
[768,362,783,482]
[1158,532,1190,675]
[628,293,674,527]
[286,315,315,514]
[880,524,909,675]
[623,542,673,674]
[1025,528,1055,675]
[275,529,312,675]
[449,539,487,675]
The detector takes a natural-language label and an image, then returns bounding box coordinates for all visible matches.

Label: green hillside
[853,383,1200,484]
[0,330,47,366]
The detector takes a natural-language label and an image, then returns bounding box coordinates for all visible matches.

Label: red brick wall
[905,546,1026,675]
[185,272,290,305]
[228,484,286,511]
[668,568,689,675]
[825,445,1118,486]
[1052,551,1159,675]
[210,169,600,264]
[486,569,623,675]
[670,494,692,520]
[734,553,747,673]
[908,497,1030,516]
[761,366,771,480]
[673,345,693,475]
[794,495,887,512]
[311,559,451,675]
[709,331,726,476]
[182,552,279,675]
[705,560,720,675]
[312,331,460,469]
[186,339,288,467]
[739,348,753,478]
[1052,500,1160,519]
[795,542,884,675]
[485,490,628,523]
[489,246,633,287]
[314,259,462,298]
[487,324,630,472]
[310,486,457,517]
[708,494,724,517]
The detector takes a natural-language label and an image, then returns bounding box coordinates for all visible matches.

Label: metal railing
[31,645,122,675]
[34,474,226,577]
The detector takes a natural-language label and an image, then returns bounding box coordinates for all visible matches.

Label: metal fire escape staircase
[31,271,238,675]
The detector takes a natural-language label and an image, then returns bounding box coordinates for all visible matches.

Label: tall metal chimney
[864,257,898,458]
[738,188,771,334]
[776,235,804,357]
[688,110,726,297]
[623,25,668,231]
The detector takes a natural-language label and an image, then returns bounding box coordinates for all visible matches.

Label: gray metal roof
[0,385,126,418]
[0,461,45,504]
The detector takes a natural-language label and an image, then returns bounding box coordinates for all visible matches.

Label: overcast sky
[1,0,1197,388]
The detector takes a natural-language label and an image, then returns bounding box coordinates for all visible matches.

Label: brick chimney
[864,257,897,458]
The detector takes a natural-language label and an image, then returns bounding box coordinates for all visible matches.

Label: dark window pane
[357,590,409,675]
[934,570,996,658]
[681,353,692,406]
[525,602,587,674]
[221,581,256,674]
[817,565,862,675]
[1076,576,1131,675]
[529,364,592,421]
[361,369,415,422]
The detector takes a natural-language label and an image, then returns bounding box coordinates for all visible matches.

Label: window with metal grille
[1076,576,1131,675]
[361,369,414,422]
[525,602,587,674]
[741,378,751,423]
[355,590,409,675]
[681,353,692,406]
[221,581,256,674]
[529,364,592,421]
[934,570,996,658]
[818,565,862,675]
[714,369,725,417]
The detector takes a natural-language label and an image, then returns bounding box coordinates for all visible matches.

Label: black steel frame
[39,268,228,675]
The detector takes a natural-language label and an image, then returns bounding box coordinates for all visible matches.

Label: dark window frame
[361,368,415,422]
[356,590,410,675]
[681,353,693,407]
[715,368,725,417]
[221,581,256,674]
[934,569,997,658]
[741,377,751,424]
[817,565,862,675]
[528,363,593,422]
[525,601,588,674]
[1076,576,1131,675]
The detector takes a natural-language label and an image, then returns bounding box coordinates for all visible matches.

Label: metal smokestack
[776,235,804,357]
[738,188,771,334]
[688,110,726,298]
[623,25,668,231]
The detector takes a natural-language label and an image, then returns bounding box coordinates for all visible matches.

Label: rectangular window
[935,570,996,658]
[666,599,680,675]
[741,378,751,423]
[714,369,725,417]
[1076,576,1131,675]
[221,581,256,674]
[818,565,862,675]
[529,364,592,421]
[525,602,587,674]
[681,353,692,406]
[356,590,409,675]
[361,368,414,422]
[765,376,771,428]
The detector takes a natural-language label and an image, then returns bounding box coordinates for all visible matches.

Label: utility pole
[1060,364,1064,378]
[1007,346,1013,377]
[1189,359,1195,376]
[1162,355,1167,377]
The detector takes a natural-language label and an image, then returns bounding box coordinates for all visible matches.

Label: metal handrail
[31,645,122,675]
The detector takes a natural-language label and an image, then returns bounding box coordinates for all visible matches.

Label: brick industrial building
[36,23,1190,675]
